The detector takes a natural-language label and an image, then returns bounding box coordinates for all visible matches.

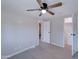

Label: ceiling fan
[26,0,62,16]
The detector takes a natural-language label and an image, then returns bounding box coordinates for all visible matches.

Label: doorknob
[71,34,76,36]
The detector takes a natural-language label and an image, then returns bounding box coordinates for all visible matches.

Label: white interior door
[72,14,78,55]
[41,21,50,43]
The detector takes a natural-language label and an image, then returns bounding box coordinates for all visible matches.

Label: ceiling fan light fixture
[26,0,63,16]
[41,10,46,14]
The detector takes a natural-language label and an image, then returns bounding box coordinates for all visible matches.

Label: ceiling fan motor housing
[41,3,48,9]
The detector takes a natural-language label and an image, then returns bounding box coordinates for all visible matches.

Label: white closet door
[41,21,50,43]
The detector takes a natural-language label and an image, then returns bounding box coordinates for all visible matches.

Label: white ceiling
[1,0,78,18]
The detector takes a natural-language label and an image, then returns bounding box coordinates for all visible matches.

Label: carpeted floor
[8,42,72,59]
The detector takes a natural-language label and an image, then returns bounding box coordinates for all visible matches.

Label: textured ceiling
[1,0,78,19]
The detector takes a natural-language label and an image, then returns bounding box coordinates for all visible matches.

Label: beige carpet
[8,42,72,59]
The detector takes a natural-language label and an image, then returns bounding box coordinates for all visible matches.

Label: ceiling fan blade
[48,2,62,9]
[36,0,43,7]
[39,13,42,16]
[26,9,41,11]
[47,10,55,15]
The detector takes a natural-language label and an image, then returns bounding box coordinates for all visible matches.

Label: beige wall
[50,16,64,47]
[1,11,39,57]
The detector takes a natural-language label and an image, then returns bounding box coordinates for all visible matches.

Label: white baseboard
[51,42,64,48]
[1,56,8,59]
[3,44,38,58]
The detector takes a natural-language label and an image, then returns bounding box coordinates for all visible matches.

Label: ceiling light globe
[42,10,46,14]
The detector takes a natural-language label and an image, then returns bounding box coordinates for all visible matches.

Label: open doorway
[64,17,73,47]
[64,17,73,56]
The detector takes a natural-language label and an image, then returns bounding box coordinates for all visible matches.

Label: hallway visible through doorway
[64,17,72,56]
